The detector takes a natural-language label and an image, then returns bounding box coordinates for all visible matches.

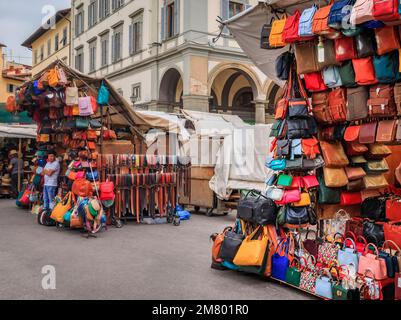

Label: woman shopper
[42,152,60,211]
[8,150,23,199]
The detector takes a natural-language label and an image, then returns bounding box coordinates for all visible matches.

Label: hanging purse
[290,139,302,160]
[320,141,349,168]
[346,86,368,121]
[376,119,396,143]
[269,14,287,48]
[264,187,284,202]
[317,38,339,70]
[66,86,79,106]
[302,175,319,190]
[373,0,399,21]
[277,174,293,187]
[302,138,320,160]
[373,52,398,84]
[375,26,401,55]
[339,60,356,88]
[359,122,378,144]
[303,230,322,259]
[345,167,366,181]
[328,0,355,29]
[275,189,301,205]
[335,36,357,62]
[379,240,401,278]
[311,91,333,124]
[323,66,342,88]
[304,72,328,92]
[291,193,312,207]
[294,41,319,74]
[318,174,341,204]
[350,0,375,25]
[313,1,341,39]
[344,125,361,142]
[282,10,302,43]
[299,5,318,38]
[368,84,396,117]
[275,52,293,81]
[323,167,349,188]
[345,141,368,157]
[355,30,377,58]
[327,88,347,122]
[288,176,303,189]
[358,243,388,280]
[352,57,377,86]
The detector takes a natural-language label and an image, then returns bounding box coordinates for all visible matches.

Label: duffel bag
[237,191,278,226]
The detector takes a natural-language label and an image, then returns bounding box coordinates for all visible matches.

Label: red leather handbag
[288,176,304,189]
[375,26,401,55]
[386,198,401,221]
[335,37,357,62]
[344,125,361,142]
[340,192,363,206]
[384,222,401,248]
[100,180,115,201]
[282,10,302,43]
[302,137,320,159]
[302,175,319,189]
[352,57,377,86]
[304,72,328,92]
[275,189,301,205]
[373,0,399,22]
[328,88,347,122]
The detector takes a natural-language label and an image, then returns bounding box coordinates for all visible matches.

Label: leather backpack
[350,0,374,25]
[294,41,319,74]
[352,57,377,86]
[328,0,355,30]
[335,36,357,62]
[275,52,293,81]
[373,0,399,22]
[328,88,347,123]
[376,120,397,143]
[368,84,396,117]
[375,26,401,56]
[282,10,302,43]
[299,5,318,38]
[373,52,398,84]
[269,15,287,48]
[320,141,349,168]
[346,86,368,121]
[339,61,356,88]
[312,2,341,39]
[312,91,333,124]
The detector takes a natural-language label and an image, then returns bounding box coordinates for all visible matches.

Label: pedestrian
[42,151,60,211]
[8,150,23,198]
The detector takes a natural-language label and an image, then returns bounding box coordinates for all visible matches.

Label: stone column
[253,100,268,124]
[182,95,210,112]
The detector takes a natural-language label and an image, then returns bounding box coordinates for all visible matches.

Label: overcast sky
[0,0,70,66]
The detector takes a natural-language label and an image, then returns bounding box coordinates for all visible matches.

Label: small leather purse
[320,141,349,168]
[363,174,389,190]
[359,122,378,144]
[345,167,366,181]
[376,120,397,143]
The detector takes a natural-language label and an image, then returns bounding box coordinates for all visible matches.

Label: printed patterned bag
[318,242,339,266]
[299,256,318,293]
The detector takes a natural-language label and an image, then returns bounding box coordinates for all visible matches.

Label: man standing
[42,152,60,211]
[8,150,23,198]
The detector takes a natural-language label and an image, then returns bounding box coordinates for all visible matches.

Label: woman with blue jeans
[42,152,60,211]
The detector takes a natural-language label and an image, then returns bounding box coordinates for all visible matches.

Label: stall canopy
[224,1,329,86]
[0,124,37,139]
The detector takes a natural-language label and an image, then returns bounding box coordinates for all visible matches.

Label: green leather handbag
[331,282,348,300]
[277,174,293,187]
[285,258,302,287]
[339,61,356,88]
[76,118,89,129]
[318,175,340,204]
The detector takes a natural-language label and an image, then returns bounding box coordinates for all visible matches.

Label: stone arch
[159,67,184,104]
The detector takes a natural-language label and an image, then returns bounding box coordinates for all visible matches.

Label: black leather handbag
[379,248,399,278]
[219,231,245,262]
[285,206,309,225]
[237,191,278,226]
[361,197,386,221]
[275,51,293,80]
[288,98,309,119]
[287,119,310,139]
[363,220,384,246]
[355,30,377,58]
[302,156,325,170]
[276,139,290,158]
[286,158,303,170]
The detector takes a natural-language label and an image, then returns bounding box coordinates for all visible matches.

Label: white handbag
[264,186,284,201]
[65,86,79,106]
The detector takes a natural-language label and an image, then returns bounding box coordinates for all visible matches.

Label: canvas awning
[224,1,329,86]
[0,124,37,139]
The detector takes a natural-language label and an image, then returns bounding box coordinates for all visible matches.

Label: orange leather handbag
[344,125,361,142]
[320,140,349,167]
[312,2,341,39]
[269,14,287,48]
[48,67,60,87]
[352,57,377,86]
[375,26,401,55]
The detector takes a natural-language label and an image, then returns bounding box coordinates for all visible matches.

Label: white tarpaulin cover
[0,125,37,139]
[224,1,329,86]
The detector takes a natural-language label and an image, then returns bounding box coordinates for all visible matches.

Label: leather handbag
[384,222,401,248]
[233,226,269,267]
[323,167,349,188]
[335,36,357,62]
[346,86,369,121]
[304,72,328,92]
[368,84,396,117]
[275,52,293,81]
[211,227,231,264]
[238,192,278,226]
[379,240,401,278]
[367,143,392,159]
[338,238,360,269]
[282,10,301,43]
[299,5,318,38]
[375,26,401,55]
[344,125,361,142]
[313,2,341,39]
[328,88,347,122]
[269,15,287,48]
[220,230,245,263]
[394,83,401,116]
[339,60,356,88]
[264,187,284,201]
[346,219,364,238]
[50,192,74,223]
[302,175,319,189]
[292,192,312,207]
[328,0,355,29]
[373,52,398,84]
[362,196,387,221]
[317,38,338,70]
[288,176,303,189]
[323,66,342,88]
[358,243,388,280]
[352,57,377,86]
[303,230,322,259]
[267,158,286,171]
[345,167,366,181]
[373,0,400,22]
[290,139,302,159]
[320,141,349,168]
[302,156,325,171]
[364,159,390,175]
[350,0,375,25]
[376,120,397,143]
[294,41,319,74]
[100,180,115,201]
[359,122,378,144]
[287,118,313,139]
[340,192,363,206]
[300,256,319,293]
[363,174,389,190]
[272,239,290,281]
[285,258,303,287]
[277,174,293,187]
[72,179,93,197]
[275,189,301,205]
[312,91,333,124]
[288,98,309,118]
[302,138,320,160]
[386,198,401,221]
[276,139,290,158]
[345,141,368,156]
[347,179,364,192]
[66,86,79,106]
[285,206,309,225]
[355,30,377,58]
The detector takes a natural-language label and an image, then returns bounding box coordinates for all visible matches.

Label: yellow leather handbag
[363,174,389,190]
[72,105,80,116]
[50,192,74,223]
[323,167,349,188]
[233,226,269,267]
[269,15,287,48]
[292,192,311,207]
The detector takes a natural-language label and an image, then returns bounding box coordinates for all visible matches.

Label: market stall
[210,0,401,300]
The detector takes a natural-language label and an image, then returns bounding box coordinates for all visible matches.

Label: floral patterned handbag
[299,255,319,293]
[318,238,340,266]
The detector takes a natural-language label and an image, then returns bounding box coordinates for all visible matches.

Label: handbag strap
[382,240,401,255]
[343,238,357,251]
[364,243,379,257]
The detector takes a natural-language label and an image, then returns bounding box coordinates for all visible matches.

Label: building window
[40,45,44,61]
[47,39,52,56]
[131,84,141,103]
[62,27,68,46]
[99,0,110,20]
[55,33,59,51]
[75,47,84,72]
[100,33,109,67]
[89,41,97,72]
[161,0,179,41]
[75,9,84,37]
[229,1,244,18]
[111,26,123,63]
[129,13,143,55]
[7,84,15,93]
[33,50,38,65]
[112,0,124,12]
[88,0,98,28]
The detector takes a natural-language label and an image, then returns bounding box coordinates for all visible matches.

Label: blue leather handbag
[267,158,286,171]
[373,52,398,84]
[272,239,290,281]
[290,139,302,160]
[299,5,317,37]
[338,238,359,270]
[328,0,354,30]
[323,66,343,88]
[315,270,334,299]
[362,20,385,29]
[86,170,99,182]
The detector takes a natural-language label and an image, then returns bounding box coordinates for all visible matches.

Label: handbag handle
[357,235,368,245]
[334,209,351,221]
[363,268,377,280]
[382,240,401,255]
[344,230,357,242]
[319,268,333,280]
[364,243,379,257]
[305,229,317,241]
[343,237,357,251]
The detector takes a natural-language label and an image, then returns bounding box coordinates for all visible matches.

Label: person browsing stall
[8,150,23,198]
[42,152,60,211]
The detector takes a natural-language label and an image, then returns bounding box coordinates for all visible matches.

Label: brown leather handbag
[363,174,389,190]
[347,179,364,192]
[328,88,347,123]
[346,86,369,121]
[320,140,349,167]
[368,85,396,117]
[345,166,367,181]
[394,83,401,116]
[359,122,378,144]
[294,41,319,74]
[376,120,397,143]
[367,144,392,159]
[345,141,369,156]
[323,167,349,188]
[317,39,338,70]
[375,26,401,56]
[396,120,401,142]
[312,91,333,124]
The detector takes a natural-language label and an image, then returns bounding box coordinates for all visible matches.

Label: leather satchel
[355,30,377,58]
[276,139,290,158]
[344,125,361,142]
[302,137,320,159]
[372,0,400,21]
[317,38,339,70]
[376,120,397,143]
[339,60,356,88]
[287,118,316,139]
[350,0,375,25]
[304,72,328,92]
[286,206,310,225]
[290,139,303,159]
[352,57,377,86]
[345,141,368,157]
[345,166,367,181]
[368,85,396,118]
[328,88,347,123]
[312,91,333,124]
[324,167,349,188]
[318,174,341,204]
[323,66,343,88]
[288,98,309,118]
[282,10,302,43]
[375,26,400,56]
[363,174,389,190]
[335,36,357,62]
[346,86,368,121]
[299,5,318,38]
[320,141,349,168]
[237,192,278,226]
[312,3,341,39]
[294,41,319,74]
[359,122,377,144]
